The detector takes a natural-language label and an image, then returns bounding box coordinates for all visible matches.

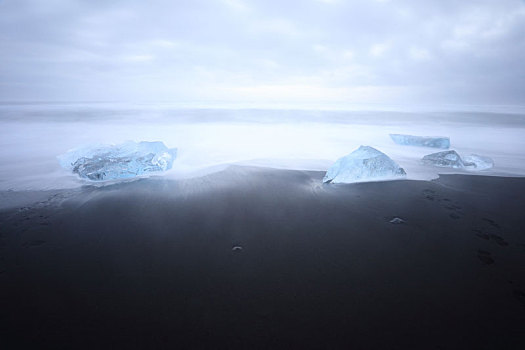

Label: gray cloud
[0,0,524,106]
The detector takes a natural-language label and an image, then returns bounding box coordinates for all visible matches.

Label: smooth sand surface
[1,166,525,349]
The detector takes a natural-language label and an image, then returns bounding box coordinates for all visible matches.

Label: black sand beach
[1,166,525,349]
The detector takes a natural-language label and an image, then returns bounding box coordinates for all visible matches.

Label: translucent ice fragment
[58,141,177,181]
[421,150,467,169]
[463,154,494,171]
[323,146,406,184]
[390,134,450,149]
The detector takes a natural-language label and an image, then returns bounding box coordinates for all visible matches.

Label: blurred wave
[1,103,524,190]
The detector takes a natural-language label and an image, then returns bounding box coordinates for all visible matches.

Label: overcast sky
[0,0,524,107]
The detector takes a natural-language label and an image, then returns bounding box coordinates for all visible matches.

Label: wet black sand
[1,166,525,349]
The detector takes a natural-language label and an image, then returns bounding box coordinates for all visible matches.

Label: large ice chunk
[464,154,494,171]
[323,146,406,184]
[421,150,466,168]
[390,134,450,149]
[58,141,177,181]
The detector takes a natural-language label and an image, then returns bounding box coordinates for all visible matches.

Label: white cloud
[224,83,406,105]
[315,0,341,4]
[408,47,431,61]
[222,0,250,12]
[250,18,300,36]
[313,44,328,53]
[121,54,155,62]
[150,39,178,48]
[342,50,354,60]
[369,43,390,57]
[0,0,524,105]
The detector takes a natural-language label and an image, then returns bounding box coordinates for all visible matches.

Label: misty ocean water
[1,102,525,190]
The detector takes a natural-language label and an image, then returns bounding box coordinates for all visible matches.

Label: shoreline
[3,160,525,195]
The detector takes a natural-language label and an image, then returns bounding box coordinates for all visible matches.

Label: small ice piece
[323,146,406,184]
[390,134,450,149]
[463,154,494,171]
[421,150,469,169]
[58,141,177,181]
[389,217,405,224]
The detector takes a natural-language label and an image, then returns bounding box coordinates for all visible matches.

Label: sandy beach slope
[1,166,525,349]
